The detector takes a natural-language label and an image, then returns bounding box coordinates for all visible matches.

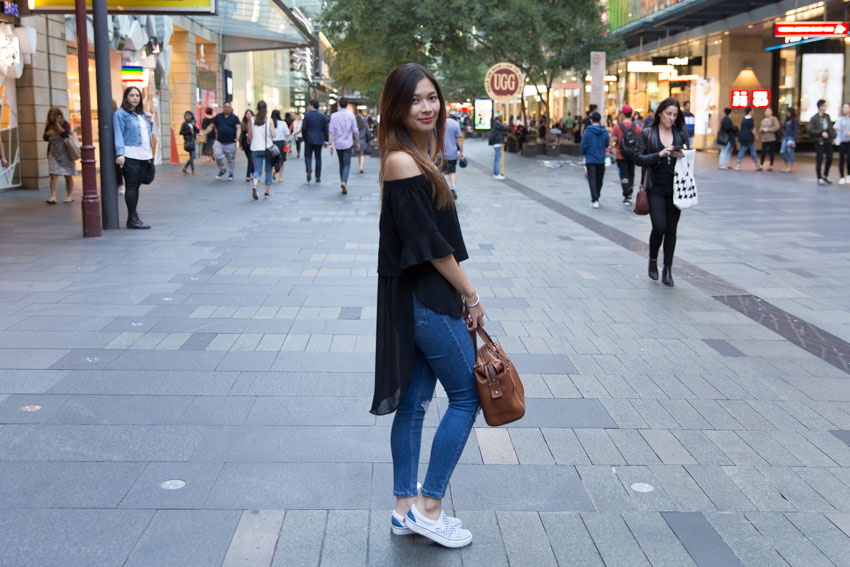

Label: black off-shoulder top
[371,175,468,415]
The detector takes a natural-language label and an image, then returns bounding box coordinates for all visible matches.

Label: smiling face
[403,77,441,135]
[659,104,678,129]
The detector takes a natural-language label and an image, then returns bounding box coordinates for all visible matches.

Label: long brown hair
[121,86,143,114]
[45,107,64,129]
[378,63,452,209]
[255,100,268,126]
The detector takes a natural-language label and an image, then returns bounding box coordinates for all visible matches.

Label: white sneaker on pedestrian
[391,510,462,536]
[216,169,227,180]
[839,177,846,185]
[592,201,600,209]
[818,178,826,185]
[493,174,505,180]
[404,505,472,548]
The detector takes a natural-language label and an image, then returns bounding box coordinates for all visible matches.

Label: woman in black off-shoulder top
[372,63,484,549]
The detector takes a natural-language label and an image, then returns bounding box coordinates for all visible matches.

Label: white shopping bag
[673,148,698,210]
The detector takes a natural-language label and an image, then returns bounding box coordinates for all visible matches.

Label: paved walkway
[1,140,850,566]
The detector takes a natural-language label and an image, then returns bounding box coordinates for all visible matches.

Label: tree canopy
[320,0,623,112]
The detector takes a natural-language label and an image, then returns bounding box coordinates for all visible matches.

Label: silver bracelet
[464,293,480,308]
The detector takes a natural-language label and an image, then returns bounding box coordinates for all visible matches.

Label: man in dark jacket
[808,99,835,185]
[302,99,328,182]
[580,112,610,208]
[488,114,508,180]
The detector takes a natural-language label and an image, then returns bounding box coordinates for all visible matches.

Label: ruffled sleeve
[387,176,455,270]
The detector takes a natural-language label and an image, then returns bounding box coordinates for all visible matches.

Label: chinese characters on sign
[731,90,749,109]
[752,90,770,109]
[730,90,771,109]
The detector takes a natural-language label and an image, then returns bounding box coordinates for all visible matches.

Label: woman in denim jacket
[113,86,154,229]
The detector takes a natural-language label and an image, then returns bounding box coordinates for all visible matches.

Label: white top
[272,119,289,142]
[250,118,273,152]
[292,119,302,136]
[124,114,153,160]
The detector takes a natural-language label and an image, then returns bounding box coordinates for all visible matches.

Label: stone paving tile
[124,509,241,567]
[221,509,285,567]
[582,512,652,566]
[0,508,154,567]
[119,462,223,509]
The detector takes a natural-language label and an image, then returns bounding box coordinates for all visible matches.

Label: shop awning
[612,0,777,48]
[188,0,312,52]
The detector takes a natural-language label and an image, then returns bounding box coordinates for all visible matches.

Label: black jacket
[738,116,755,145]
[634,126,687,196]
[488,119,507,145]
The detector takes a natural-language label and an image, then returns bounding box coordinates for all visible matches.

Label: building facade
[607,0,850,149]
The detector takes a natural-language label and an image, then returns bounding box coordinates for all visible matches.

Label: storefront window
[0,74,19,188]
[778,48,798,123]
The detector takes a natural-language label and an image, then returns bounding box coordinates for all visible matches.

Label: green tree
[320,0,473,104]
[469,0,623,121]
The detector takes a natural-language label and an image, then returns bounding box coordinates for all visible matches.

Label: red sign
[774,21,849,37]
[731,90,749,109]
[484,62,524,103]
[752,90,770,108]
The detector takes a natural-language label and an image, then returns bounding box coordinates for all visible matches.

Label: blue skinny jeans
[252,150,273,186]
[391,295,479,499]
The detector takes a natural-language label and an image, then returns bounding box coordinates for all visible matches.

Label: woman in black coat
[634,97,688,287]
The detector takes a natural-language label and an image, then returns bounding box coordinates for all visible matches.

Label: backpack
[618,121,639,160]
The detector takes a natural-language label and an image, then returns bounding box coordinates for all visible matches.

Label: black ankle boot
[127,215,151,229]
[662,265,674,287]
[648,259,659,281]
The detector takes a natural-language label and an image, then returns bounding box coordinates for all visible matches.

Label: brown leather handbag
[633,168,649,215]
[470,327,525,426]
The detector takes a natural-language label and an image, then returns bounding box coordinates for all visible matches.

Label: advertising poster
[800,53,845,121]
[694,77,716,135]
[474,98,493,131]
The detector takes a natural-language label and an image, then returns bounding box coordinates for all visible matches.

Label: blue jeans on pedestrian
[252,150,272,186]
[391,295,479,499]
[493,145,503,175]
[184,148,195,173]
[718,142,733,166]
[336,147,352,183]
[781,138,795,165]
[736,142,758,164]
[305,143,323,180]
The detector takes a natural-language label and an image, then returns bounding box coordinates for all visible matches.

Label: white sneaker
[391,510,462,536]
[404,505,472,548]
[818,178,826,185]
[493,174,506,180]
[840,177,846,185]
[592,201,600,209]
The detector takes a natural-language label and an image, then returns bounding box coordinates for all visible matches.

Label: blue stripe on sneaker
[392,516,405,528]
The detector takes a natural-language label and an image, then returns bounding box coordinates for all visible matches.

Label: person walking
[373,62,482,549]
[179,111,199,175]
[202,101,241,181]
[809,99,834,185]
[758,108,781,171]
[489,112,507,180]
[780,108,798,173]
[682,100,695,148]
[634,97,688,287]
[240,110,254,181]
[440,113,464,200]
[42,107,76,204]
[835,103,850,184]
[643,109,654,129]
[248,100,276,200]
[270,109,289,183]
[735,106,759,170]
[565,112,575,138]
[355,111,368,175]
[200,107,214,163]
[611,104,641,205]
[113,85,154,229]
[302,99,328,183]
[291,112,303,159]
[717,108,737,169]
[328,97,360,195]
[580,111,609,209]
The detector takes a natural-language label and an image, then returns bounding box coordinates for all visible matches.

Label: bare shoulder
[382,151,422,181]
